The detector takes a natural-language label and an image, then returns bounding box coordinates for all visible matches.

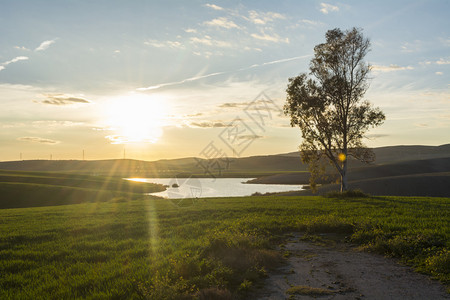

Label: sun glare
[105,94,167,144]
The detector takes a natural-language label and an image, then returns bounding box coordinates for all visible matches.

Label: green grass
[286,285,334,296]
[0,195,449,299]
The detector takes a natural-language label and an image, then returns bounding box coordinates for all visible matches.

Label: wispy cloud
[17,137,60,144]
[35,39,57,51]
[137,55,310,91]
[204,17,240,29]
[401,40,422,53]
[247,10,285,25]
[366,133,389,139]
[32,120,85,127]
[188,121,232,128]
[14,45,30,51]
[237,134,264,140]
[256,55,308,66]
[138,71,228,91]
[219,99,284,113]
[205,3,223,11]
[190,36,213,46]
[190,35,232,48]
[320,3,339,14]
[144,39,184,49]
[0,56,29,72]
[34,94,91,105]
[420,58,450,66]
[371,64,414,72]
[436,58,450,65]
[251,32,289,43]
[3,56,29,65]
[299,19,324,26]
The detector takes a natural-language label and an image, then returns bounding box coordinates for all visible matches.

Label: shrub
[325,189,369,198]
[425,249,450,276]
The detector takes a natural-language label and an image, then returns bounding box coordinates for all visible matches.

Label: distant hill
[1,144,449,177]
[253,157,450,197]
[279,144,450,163]
[249,157,450,184]
[282,172,450,198]
[0,169,164,209]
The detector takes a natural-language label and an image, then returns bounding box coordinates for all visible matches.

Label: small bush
[238,279,252,292]
[425,249,450,276]
[287,285,334,296]
[325,189,369,198]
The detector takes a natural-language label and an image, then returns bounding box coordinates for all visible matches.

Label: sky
[0,0,449,162]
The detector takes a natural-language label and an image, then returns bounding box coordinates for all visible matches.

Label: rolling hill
[0,144,449,198]
[1,144,449,177]
[0,170,165,209]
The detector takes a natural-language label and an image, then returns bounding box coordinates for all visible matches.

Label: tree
[284,28,385,192]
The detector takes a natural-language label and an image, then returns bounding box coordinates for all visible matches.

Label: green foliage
[0,195,448,298]
[287,285,334,296]
[285,28,385,191]
[425,249,450,276]
[325,189,369,198]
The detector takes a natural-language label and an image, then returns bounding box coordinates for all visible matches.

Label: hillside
[249,157,450,184]
[1,144,449,176]
[0,170,165,209]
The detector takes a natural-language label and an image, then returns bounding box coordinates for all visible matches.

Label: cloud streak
[320,3,339,14]
[137,55,310,91]
[35,94,91,105]
[237,134,264,140]
[205,3,223,11]
[436,58,450,65]
[144,39,184,49]
[3,56,29,65]
[17,137,60,144]
[251,32,289,43]
[35,39,57,51]
[371,64,414,72]
[188,121,232,128]
[247,10,285,25]
[0,56,29,72]
[204,17,240,29]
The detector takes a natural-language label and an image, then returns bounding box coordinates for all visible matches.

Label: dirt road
[253,234,449,299]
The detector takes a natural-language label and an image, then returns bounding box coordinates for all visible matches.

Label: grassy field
[0,194,449,299]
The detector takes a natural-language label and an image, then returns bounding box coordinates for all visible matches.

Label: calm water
[128,177,304,199]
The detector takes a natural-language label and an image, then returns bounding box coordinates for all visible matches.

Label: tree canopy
[284,27,385,192]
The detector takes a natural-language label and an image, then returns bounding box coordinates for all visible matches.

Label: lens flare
[104,94,167,144]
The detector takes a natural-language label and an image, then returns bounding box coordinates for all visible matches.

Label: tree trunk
[340,158,348,192]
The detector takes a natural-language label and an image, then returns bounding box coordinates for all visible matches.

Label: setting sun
[104,94,167,144]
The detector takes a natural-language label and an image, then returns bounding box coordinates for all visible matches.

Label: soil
[252,234,449,300]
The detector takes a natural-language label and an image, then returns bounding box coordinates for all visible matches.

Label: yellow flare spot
[338,153,346,162]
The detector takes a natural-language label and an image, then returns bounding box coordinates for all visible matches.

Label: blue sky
[0,0,449,161]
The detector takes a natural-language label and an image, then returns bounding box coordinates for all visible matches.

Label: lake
[127,177,304,199]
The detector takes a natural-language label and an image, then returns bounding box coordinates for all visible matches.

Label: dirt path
[253,234,449,299]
